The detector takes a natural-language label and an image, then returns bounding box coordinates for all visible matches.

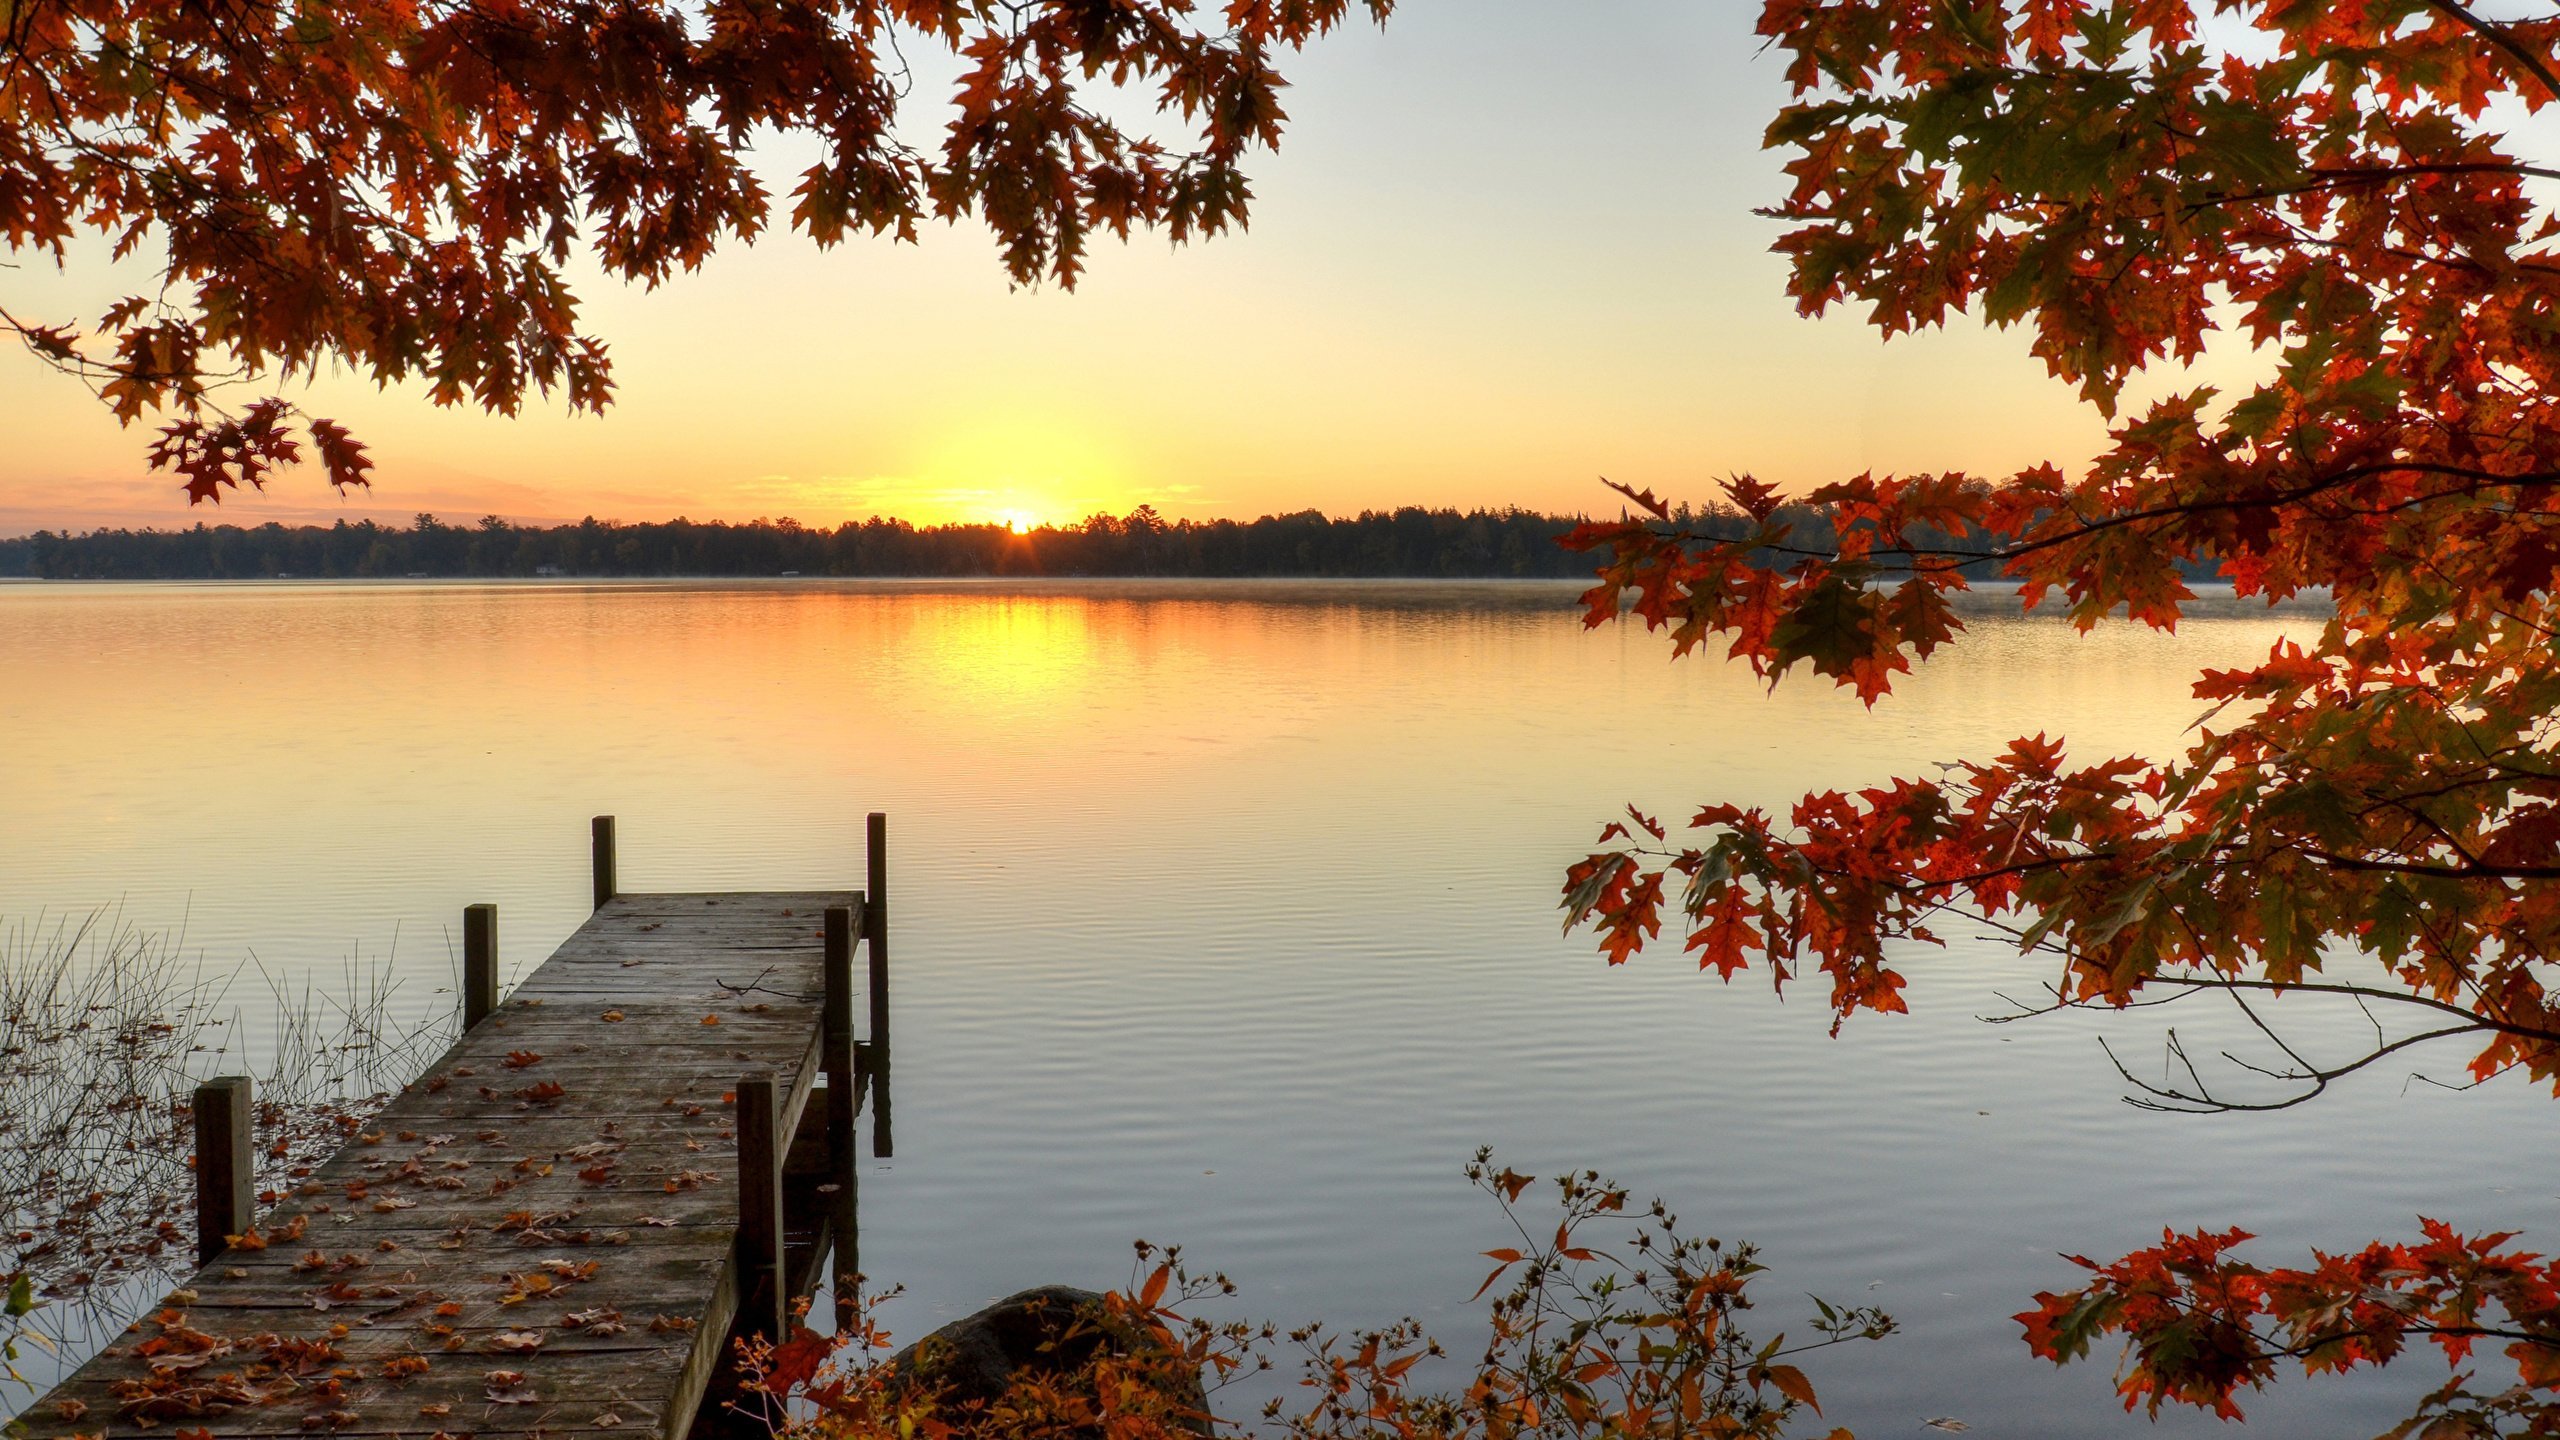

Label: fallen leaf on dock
[602,1010,625,1022]
[487,1331,545,1354]
[503,1051,543,1069]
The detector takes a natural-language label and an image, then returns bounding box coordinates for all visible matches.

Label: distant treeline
[4,507,1605,580]
[0,504,2215,582]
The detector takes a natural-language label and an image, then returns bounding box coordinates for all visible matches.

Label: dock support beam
[463,903,498,1029]
[823,905,860,1315]
[736,1070,785,1345]
[864,813,891,1159]
[864,813,887,1050]
[823,907,855,1177]
[194,1075,254,1266]
[592,815,617,911]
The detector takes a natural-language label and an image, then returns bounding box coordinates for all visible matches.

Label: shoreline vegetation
[0,505,2235,585]
[0,911,456,1401]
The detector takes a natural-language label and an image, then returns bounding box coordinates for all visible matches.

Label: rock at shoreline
[888,1285,1208,1435]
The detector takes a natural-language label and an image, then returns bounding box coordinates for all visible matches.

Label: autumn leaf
[7,0,1393,493]
[1551,5,2560,1432]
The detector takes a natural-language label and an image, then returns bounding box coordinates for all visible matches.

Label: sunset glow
[0,2,2114,537]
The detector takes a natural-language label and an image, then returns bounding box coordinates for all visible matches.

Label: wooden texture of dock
[14,819,886,1440]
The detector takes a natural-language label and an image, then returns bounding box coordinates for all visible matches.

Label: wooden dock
[14,817,889,1440]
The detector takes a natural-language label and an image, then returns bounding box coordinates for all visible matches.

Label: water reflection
[3,579,2518,1438]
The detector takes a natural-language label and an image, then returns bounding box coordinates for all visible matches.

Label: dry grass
[0,909,457,1392]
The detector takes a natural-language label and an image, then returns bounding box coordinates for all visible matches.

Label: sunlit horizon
[0,0,2206,540]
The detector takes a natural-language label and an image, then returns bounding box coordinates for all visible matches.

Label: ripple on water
[0,580,2523,1437]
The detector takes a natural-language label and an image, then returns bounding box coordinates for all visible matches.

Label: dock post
[824,905,861,1323]
[462,903,498,1029]
[736,1070,786,1345]
[824,907,855,1178]
[592,815,617,911]
[194,1076,254,1266]
[864,812,888,1049]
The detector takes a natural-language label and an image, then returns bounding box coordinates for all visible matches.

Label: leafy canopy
[0,0,1388,500]
[1563,0,2560,1429]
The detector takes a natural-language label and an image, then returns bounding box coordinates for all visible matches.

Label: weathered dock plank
[13,875,872,1440]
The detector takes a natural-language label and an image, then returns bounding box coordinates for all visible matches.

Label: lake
[3,578,2546,1437]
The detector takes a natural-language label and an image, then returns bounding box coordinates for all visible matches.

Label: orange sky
[0,2,2136,536]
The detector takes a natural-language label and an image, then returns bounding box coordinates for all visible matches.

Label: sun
[998,510,1036,535]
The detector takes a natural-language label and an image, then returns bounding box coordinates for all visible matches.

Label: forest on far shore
[2,504,2201,582]
[3,506,1599,580]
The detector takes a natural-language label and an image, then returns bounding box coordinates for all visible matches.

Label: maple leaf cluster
[1,0,1392,499]
[1560,0,2560,1426]
[2020,1220,2560,1430]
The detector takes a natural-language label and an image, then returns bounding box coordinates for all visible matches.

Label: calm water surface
[4,579,2547,1437]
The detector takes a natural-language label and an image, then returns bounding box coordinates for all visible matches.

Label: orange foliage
[737,1156,1888,1440]
[1561,1,2560,1429]
[1,0,1393,496]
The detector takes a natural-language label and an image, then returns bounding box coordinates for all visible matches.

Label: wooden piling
[193,1076,254,1267]
[864,813,888,1049]
[592,815,617,910]
[462,903,498,1029]
[867,1043,891,1160]
[824,906,855,1179]
[736,1070,785,1345]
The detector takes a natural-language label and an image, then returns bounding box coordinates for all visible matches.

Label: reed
[0,909,457,1392]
